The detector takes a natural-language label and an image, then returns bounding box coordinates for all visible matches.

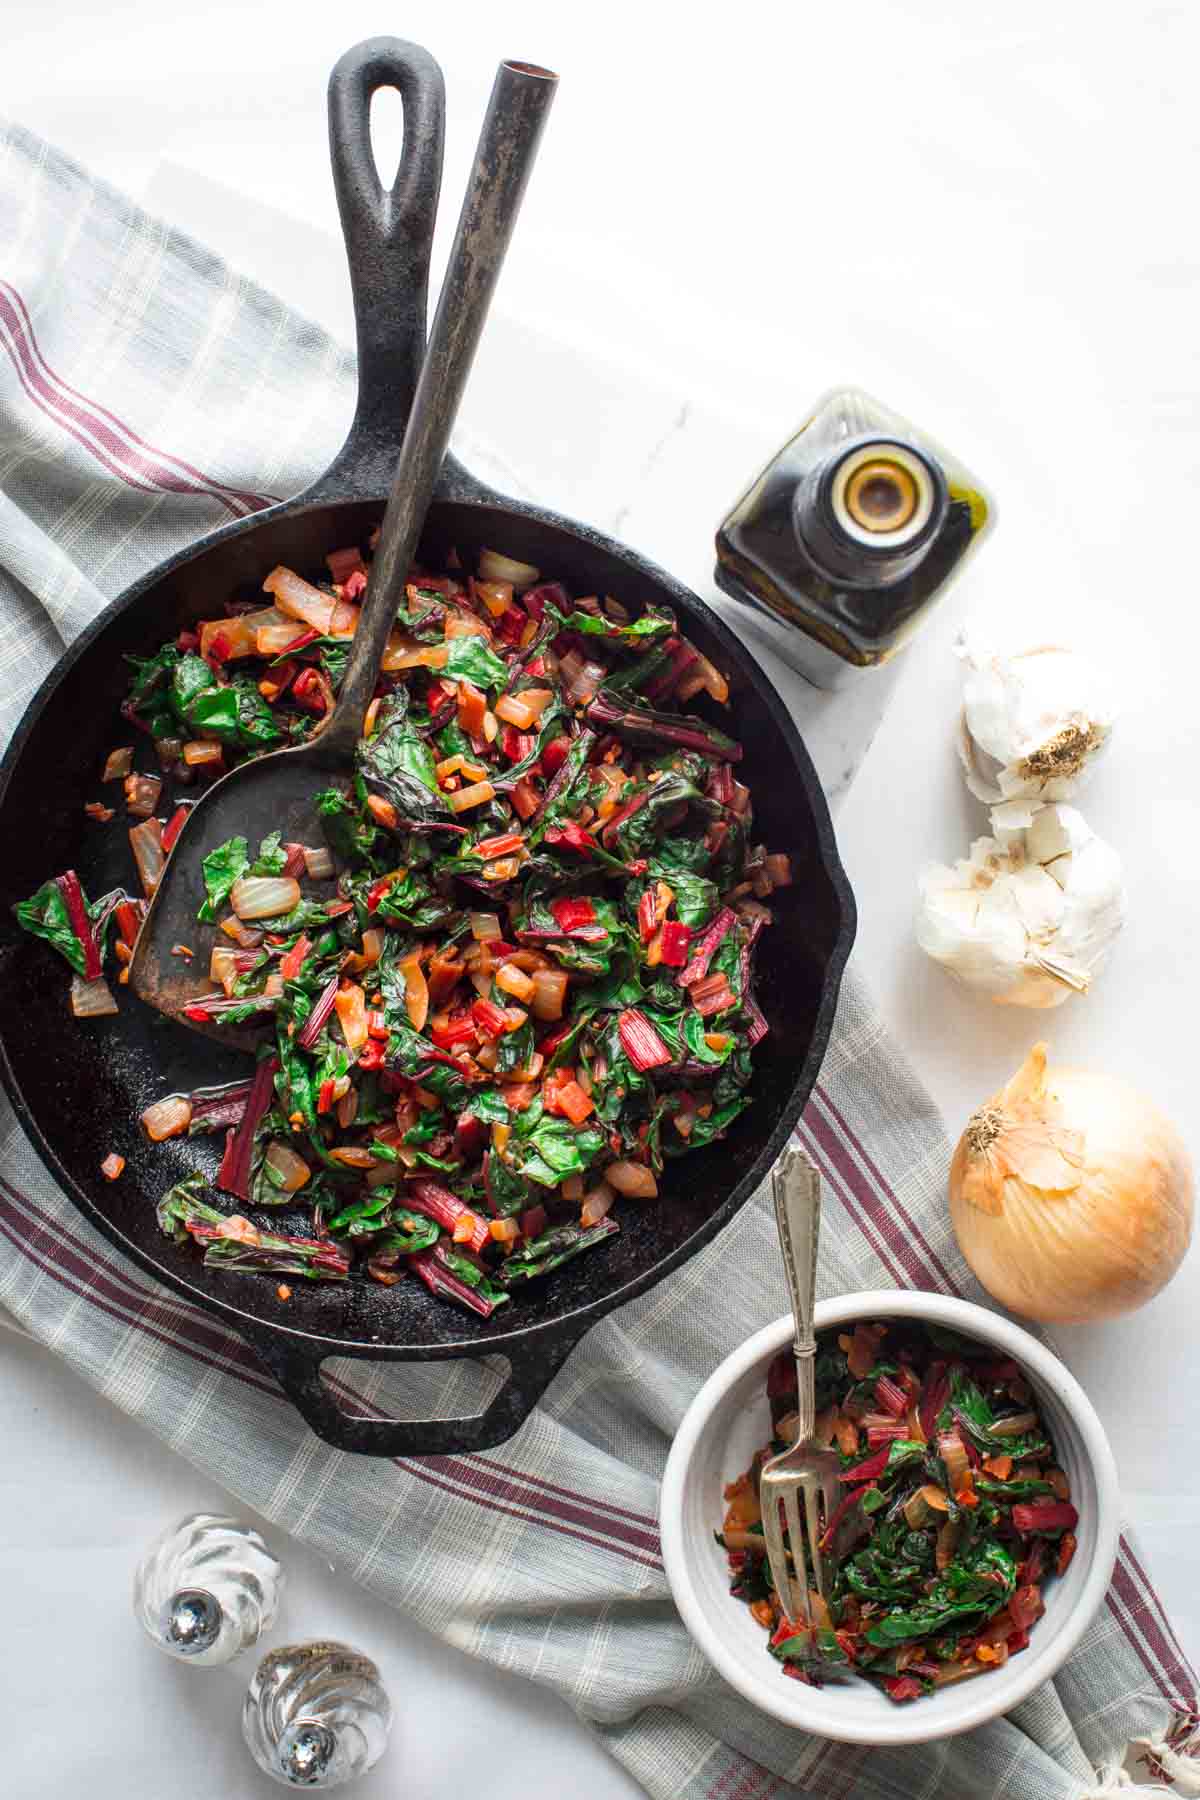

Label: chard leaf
[198,835,248,923]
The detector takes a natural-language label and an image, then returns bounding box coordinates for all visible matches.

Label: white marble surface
[5,2,1200,1794]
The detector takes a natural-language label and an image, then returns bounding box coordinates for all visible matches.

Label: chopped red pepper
[324,899,355,919]
[550,896,596,933]
[316,1078,337,1115]
[160,804,192,854]
[617,1008,672,1072]
[883,1676,923,1704]
[543,821,596,857]
[476,831,523,860]
[207,631,232,664]
[1012,1500,1079,1536]
[637,890,657,943]
[471,998,510,1039]
[279,934,311,981]
[282,841,307,879]
[495,604,528,646]
[537,1020,575,1059]
[430,1014,478,1050]
[366,1009,388,1039]
[176,629,200,652]
[115,900,145,948]
[501,724,535,762]
[56,870,101,981]
[292,667,332,715]
[838,1444,893,1484]
[510,776,542,821]
[366,876,393,913]
[357,1041,387,1071]
[540,735,571,777]
[658,920,692,966]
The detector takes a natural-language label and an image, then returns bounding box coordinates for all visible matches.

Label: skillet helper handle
[771,1146,822,1444]
[300,37,446,505]
[243,1328,583,1456]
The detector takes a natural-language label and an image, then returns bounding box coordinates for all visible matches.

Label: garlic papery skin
[915,802,1124,1007]
[949,1044,1194,1324]
[955,637,1115,805]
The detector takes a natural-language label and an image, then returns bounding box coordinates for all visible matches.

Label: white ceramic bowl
[660,1292,1120,1746]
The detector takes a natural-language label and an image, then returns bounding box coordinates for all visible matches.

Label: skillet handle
[240,1326,585,1457]
[299,37,445,505]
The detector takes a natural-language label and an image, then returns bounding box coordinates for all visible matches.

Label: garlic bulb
[950,1045,1194,1323]
[916,802,1123,1007]
[956,638,1115,805]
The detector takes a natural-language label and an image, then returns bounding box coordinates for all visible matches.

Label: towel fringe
[1079,1759,1170,1797]
[1129,1722,1200,1798]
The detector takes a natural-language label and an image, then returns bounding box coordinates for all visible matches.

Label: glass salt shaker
[243,1641,393,1788]
[133,1512,283,1667]
[715,386,994,689]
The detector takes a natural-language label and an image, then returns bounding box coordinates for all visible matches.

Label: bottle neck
[793,436,947,588]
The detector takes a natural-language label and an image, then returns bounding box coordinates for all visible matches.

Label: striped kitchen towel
[1,119,1197,1800]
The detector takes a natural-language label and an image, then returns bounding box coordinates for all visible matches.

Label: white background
[3,2,1200,1794]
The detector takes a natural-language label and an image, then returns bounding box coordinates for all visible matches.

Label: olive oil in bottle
[715,387,994,689]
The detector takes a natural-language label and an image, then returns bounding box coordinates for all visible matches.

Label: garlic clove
[955,636,1115,804]
[916,803,1124,1008]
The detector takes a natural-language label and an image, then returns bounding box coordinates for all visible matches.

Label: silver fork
[759,1146,842,1630]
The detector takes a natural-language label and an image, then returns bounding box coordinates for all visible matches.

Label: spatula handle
[771,1147,822,1442]
[320,57,558,759]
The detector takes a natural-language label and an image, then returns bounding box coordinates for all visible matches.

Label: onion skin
[949,1046,1194,1323]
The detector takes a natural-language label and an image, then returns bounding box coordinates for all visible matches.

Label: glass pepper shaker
[715,387,994,689]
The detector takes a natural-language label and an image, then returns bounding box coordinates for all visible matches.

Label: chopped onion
[220,917,264,949]
[495,693,538,731]
[210,945,242,996]
[102,746,133,782]
[478,547,540,590]
[264,1140,311,1192]
[474,579,513,616]
[70,974,119,1019]
[255,619,311,657]
[470,911,502,942]
[447,779,496,813]
[100,1153,125,1180]
[399,953,429,1032]
[123,771,162,818]
[336,1087,359,1130]
[496,963,535,1003]
[230,876,300,920]
[581,1181,616,1227]
[182,740,224,768]
[444,609,489,639]
[381,633,449,673]
[605,1159,658,1199]
[530,967,568,1021]
[333,980,369,1051]
[675,649,730,705]
[141,1093,193,1140]
[302,845,335,880]
[263,565,359,636]
[329,1146,376,1170]
[263,972,284,998]
[129,818,165,897]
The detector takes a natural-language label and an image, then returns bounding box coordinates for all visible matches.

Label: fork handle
[772,1147,822,1442]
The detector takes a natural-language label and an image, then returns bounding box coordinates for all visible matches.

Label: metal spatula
[129,59,557,1047]
[759,1146,841,1629]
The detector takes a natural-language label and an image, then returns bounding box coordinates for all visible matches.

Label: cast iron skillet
[0,37,855,1456]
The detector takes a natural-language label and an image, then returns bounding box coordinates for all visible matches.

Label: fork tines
[761,1467,830,1628]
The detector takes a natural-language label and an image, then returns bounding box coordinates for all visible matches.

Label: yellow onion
[949,1043,1194,1323]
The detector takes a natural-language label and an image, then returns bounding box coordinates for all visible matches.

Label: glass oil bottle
[714,387,994,689]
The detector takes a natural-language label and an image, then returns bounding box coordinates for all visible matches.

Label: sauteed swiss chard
[719,1320,1079,1702]
[14,538,794,1317]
